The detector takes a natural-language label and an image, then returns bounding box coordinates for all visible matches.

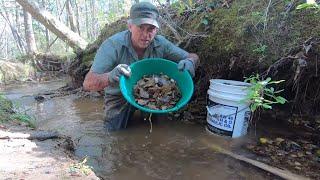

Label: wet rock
[294,161,301,166]
[34,95,45,102]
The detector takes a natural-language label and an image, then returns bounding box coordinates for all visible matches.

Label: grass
[0,93,35,128]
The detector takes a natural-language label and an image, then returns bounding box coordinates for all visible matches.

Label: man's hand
[108,64,132,84]
[177,59,195,77]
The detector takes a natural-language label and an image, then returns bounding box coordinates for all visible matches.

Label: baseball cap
[129,2,159,28]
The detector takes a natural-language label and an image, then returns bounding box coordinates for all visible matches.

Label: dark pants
[104,94,136,131]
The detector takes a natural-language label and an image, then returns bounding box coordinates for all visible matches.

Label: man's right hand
[108,64,132,84]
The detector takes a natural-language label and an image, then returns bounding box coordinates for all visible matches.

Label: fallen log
[0,131,60,141]
[201,139,310,180]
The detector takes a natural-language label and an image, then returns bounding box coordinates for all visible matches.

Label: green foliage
[0,93,35,128]
[198,0,320,69]
[296,2,320,11]
[69,157,93,176]
[0,93,13,118]
[253,44,268,55]
[244,74,287,112]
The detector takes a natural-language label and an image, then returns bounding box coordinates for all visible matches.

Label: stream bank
[2,80,319,179]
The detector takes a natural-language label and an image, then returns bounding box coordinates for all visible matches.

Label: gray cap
[129,2,159,28]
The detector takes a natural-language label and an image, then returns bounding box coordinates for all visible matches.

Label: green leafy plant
[0,93,35,128]
[69,157,93,176]
[296,2,320,11]
[253,44,268,55]
[244,74,287,112]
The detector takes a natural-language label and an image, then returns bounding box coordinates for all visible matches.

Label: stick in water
[201,139,310,180]
[144,113,153,133]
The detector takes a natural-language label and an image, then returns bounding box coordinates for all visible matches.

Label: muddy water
[2,81,273,180]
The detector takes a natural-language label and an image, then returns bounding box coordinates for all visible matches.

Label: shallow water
[2,80,274,180]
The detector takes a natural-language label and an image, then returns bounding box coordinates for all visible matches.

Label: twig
[144,113,153,133]
[263,0,272,32]
[156,0,208,45]
[316,55,318,77]
[48,37,59,50]
[158,16,183,44]
[0,23,6,39]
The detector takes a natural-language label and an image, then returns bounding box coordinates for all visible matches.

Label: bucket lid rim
[210,79,251,87]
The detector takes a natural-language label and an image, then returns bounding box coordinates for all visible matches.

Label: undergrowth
[0,93,35,128]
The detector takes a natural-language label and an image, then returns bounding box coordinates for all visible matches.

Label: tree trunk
[85,0,91,40]
[0,5,25,54]
[41,0,50,51]
[16,0,88,51]
[66,0,77,34]
[5,35,8,58]
[23,10,37,55]
[90,0,97,38]
[74,0,81,36]
[15,3,21,35]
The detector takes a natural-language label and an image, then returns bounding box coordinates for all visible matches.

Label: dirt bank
[0,120,99,179]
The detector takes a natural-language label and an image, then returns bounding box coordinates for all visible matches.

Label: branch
[158,16,183,44]
[202,139,310,180]
[263,0,272,32]
[155,0,208,47]
[0,23,6,39]
[0,131,60,141]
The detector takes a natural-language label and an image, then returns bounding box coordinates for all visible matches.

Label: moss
[80,18,128,66]
[82,53,95,67]
[0,94,13,122]
[182,0,319,72]
[0,94,35,127]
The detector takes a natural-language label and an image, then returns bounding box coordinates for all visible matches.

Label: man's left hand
[177,59,195,77]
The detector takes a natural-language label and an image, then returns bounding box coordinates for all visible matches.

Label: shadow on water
[2,80,277,180]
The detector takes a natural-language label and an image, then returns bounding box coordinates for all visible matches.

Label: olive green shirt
[91,30,188,96]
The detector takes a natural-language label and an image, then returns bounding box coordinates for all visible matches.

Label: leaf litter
[134,74,181,110]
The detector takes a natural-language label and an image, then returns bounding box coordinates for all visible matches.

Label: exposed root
[262,37,320,115]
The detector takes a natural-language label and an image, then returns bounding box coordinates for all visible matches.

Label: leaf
[259,137,268,144]
[296,3,318,10]
[296,3,312,10]
[202,19,209,25]
[264,88,274,93]
[251,103,258,112]
[258,78,271,86]
[262,104,272,109]
[275,96,287,104]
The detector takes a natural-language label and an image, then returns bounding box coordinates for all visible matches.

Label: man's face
[128,23,157,50]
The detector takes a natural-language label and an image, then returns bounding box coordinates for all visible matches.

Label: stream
[2,80,276,180]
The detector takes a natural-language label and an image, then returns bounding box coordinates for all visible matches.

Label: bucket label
[207,103,238,132]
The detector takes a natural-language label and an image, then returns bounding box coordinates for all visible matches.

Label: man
[83,2,199,131]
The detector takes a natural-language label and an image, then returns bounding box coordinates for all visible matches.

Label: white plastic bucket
[206,79,252,138]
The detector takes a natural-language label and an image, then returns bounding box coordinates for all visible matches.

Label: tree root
[0,130,61,141]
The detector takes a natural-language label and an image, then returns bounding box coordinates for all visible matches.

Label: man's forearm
[83,70,110,91]
[188,53,200,68]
